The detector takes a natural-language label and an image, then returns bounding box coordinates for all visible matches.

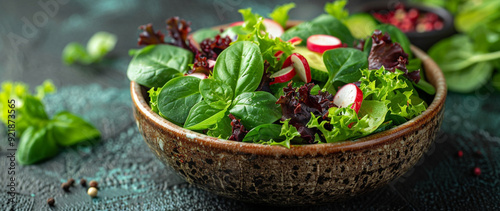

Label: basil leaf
[158,76,203,125]
[17,125,59,165]
[49,111,101,147]
[323,48,367,91]
[17,96,49,135]
[229,91,281,129]
[213,41,264,98]
[199,78,233,109]
[281,14,355,47]
[242,123,282,143]
[127,45,192,88]
[184,101,227,130]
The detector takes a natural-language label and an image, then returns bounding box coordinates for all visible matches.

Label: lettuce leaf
[359,67,427,120]
[269,3,296,29]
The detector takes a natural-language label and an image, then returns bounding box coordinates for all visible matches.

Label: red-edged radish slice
[269,66,295,85]
[307,34,342,54]
[186,72,208,80]
[263,19,284,38]
[274,51,284,60]
[229,21,244,27]
[285,53,311,83]
[287,37,303,45]
[333,83,363,113]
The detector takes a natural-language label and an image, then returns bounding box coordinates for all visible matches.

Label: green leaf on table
[184,101,228,130]
[16,125,59,165]
[229,91,281,130]
[50,111,101,146]
[158,76,203,125]
[62,31,117,65]
[323,48,367,92]
[281,14,355,47]
[86,31,117,60]
[127,44,192,88]
[268,3,296,29]
[213,41,263,98]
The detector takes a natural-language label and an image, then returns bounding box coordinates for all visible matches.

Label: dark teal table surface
[1,0,499,210]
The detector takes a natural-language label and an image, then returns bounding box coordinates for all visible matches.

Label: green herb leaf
[323,48,367,92]
[206,115,232,139]
[229,91,282,130]
[16,125,59,165]
[184,101,227,130]
[242,123,283,143]
[269,3,296,29]
[158,76,203,125]
[213,41,263,98]
[148,87,162,114]
[127,45,192,88]
[281,14,355,47]
[86,31,117,60]
[62,42,93,65]
[50,111,101,146]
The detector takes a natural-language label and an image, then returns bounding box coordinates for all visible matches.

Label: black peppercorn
[68,178,75,186]
[61,182,70,192]
[47,197,55,206]
[80,179,87,187]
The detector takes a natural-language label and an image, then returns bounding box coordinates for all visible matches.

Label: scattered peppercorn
[473,167,481,176]
[61,182,70,192]
[47,197,55,206]
[87,187,98,198]
[68,178,75,186]
[89,180,98,188]
[457,150,463,157]
[80,179,87,187]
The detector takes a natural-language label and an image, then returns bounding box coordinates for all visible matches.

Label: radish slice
[186,72,208,80]
[270,66,295,85]
[284,53,311,83]
[229,19,284,38]
[229,21,244,27]
[263,19,284,38]
[333,83,363,113]
[307,34,342,54]
[274,51,284,61]
[287,37,303,45]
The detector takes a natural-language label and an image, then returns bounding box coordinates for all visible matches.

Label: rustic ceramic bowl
[131,40,446,205]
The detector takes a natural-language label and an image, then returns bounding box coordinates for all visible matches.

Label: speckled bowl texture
[131,44,446,205]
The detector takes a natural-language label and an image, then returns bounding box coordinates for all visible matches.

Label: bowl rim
[131,45,447,157]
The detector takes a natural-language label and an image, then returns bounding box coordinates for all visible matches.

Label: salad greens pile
[127,1,434,148]
[414,0,500,92]
[0,81,100,164]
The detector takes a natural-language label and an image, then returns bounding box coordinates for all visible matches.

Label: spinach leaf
[207,115,232,139]
[50,111,101,146]
[242,124,283,143]
[16,125,59,165]
[213,41,263,98]
[184,101,228,130]
[323,48,367,91]
[268,3,296,29]
[281,14,355,47]
[229,91,282,129]
[199,78,233,109]
[444,62,493,93]
[127,45,193,88]
[158,76,203,125]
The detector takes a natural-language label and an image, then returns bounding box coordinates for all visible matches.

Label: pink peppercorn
[457,150,463,157]
[473,167,481,176]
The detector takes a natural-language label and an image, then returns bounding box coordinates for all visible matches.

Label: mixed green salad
[127,1,435,148]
